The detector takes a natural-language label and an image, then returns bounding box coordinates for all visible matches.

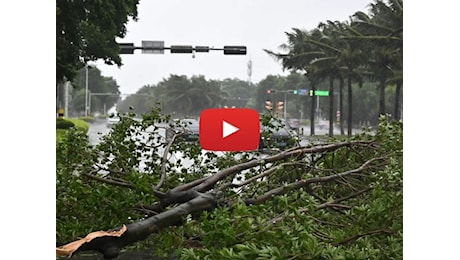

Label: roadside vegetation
[56,109,402,259]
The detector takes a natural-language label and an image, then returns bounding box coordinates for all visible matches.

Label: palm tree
[160,75,193,117]
[266,28,325,135]
[349,0,403,119]
[188,76,226,115]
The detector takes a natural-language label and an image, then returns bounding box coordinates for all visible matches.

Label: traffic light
[170,45,193,53]
[223,46,247,55]
[267,89,277,94]
[119,43,135,54]
[265,100,273,110]
[276,101,284,112]
[292,90,298,95]
[195,46,210,52]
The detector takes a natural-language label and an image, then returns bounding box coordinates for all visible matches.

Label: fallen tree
[56,111,402,259]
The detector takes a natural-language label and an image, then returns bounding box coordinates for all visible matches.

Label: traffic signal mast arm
[119,42,246,55]
[266,89,328,96]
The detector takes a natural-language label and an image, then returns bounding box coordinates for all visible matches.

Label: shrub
[56,118,75,129]
[66,118,90,133]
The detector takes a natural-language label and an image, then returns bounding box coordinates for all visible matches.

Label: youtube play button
[199,108,260,151]
[222,121,239,138]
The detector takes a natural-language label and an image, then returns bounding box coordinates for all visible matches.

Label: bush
[56,118,75,129]
[56,118,90,145]
[66,118,90,133]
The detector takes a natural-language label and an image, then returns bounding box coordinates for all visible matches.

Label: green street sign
[315,90,329,96]
[309,90,329,96]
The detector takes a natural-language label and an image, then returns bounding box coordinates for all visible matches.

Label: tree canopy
[56,0,139,83]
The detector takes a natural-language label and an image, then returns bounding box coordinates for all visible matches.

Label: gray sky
[94,0,372,95]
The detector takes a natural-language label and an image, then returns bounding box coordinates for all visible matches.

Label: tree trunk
[347,76,353,138]
[328,77,334,137]
[394,81,402,120]
[378,76,386,117]
[339,77,345,135]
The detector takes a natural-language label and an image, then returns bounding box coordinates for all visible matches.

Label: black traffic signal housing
[223,46,247,55]
[119,43,135,54]
[265,100,273,110]
[170,45,193,53]
[276,101,284,112]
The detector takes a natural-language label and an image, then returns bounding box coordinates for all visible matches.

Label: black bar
[118,43,135,54]
[224,46,247,55]
[170,45,193,53]
[195,46,210,52]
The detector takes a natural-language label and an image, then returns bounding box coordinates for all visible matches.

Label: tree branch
[57,192,217,259]
[245,157,382,206]
[192,141,372,193]
[81,172,134,189]
[57,141,377,258]
[332,228,394,246]
[153,133,179,191]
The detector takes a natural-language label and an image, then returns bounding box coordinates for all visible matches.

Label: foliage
[65,118,90,133]
[56,117,88,144]
[116,72,389,128]
[56,106,402,259]
[56,0,139,83]
[56,118,75,129]
[116,75,256,118]
[174,116,402,259]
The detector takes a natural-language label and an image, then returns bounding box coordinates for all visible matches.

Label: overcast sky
[93,0,372,94]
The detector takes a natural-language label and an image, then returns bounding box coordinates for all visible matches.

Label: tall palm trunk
[339,77,345,135]
[347,76,353,138]
[394,81,402,120]
[328,77,334,137]
[378,76,386,117]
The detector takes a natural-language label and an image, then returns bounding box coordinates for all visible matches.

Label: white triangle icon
[222,121,239,138]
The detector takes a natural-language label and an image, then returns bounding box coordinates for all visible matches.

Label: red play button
[199,108,260,151]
